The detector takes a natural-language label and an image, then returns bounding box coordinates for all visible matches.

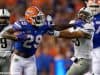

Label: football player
[1,6,75,75]
[52,7,94,75]
[87,0,100,75]
[0,9,12,74]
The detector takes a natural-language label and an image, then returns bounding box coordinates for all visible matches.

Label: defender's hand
[82,32,91,39]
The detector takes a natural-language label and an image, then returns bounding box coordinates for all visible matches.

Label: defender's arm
[58,30,91,39]
[50,24,75,31]
[1,27,18,41]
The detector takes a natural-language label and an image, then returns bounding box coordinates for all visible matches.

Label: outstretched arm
[1,26,18,41]
[52,28,92,39]
[59,30,91,39]
[49,24,75,31]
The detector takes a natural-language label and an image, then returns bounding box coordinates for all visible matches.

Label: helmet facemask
[31,12,45,27]
[0,17,10,31]
[0,17,9,25]
[0,9,10,31]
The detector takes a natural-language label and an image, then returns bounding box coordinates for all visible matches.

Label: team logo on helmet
[25,6,45,27]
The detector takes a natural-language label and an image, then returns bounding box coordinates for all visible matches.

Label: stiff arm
[53,23,94,39]
[0,25,19,41]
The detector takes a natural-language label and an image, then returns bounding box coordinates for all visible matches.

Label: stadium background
[0,0,86,75]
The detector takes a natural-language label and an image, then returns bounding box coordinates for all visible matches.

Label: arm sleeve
[12,21,22,31]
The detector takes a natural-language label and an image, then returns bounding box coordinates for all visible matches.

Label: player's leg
[10,54,23,75]
[0,58,4,71]
[1,58,10,74]
[0,57,9,75]
[24,55,37,75]
[92,47,100,75]
[67,59,90,75]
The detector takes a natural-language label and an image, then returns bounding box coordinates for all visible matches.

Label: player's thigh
[24,62,37,75]
[1,58,10,72]
[0,58,8,72]
[67,59,90,75]
[10,54,23,75]
[24,56,37,75]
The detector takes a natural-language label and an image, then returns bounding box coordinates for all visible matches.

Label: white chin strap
[36,23,44,27]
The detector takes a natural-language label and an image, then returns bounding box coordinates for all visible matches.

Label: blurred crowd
[0,0,86,75]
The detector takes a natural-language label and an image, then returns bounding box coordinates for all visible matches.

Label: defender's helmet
[78,7,92,22]
[25,6,45,27]
[0,9,10,31]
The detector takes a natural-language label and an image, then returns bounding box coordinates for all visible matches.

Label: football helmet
[87,0,100,15]
[25,6,45,27]
[78,7,92,23]
[0,9,10,31]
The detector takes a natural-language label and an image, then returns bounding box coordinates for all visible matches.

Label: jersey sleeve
[12,21,22,31]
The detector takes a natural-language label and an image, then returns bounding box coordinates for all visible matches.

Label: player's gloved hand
[16,32,27,41]
[83,32,91,39]
[48,30,60,37]
[80,29,92,39]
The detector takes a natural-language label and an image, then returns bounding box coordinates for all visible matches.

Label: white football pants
[10,54,37,75]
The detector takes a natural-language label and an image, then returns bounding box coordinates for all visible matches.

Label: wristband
[54,31,60,37]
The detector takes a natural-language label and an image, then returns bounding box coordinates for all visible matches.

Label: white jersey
[0,25,13,57]
[69,20,94,59]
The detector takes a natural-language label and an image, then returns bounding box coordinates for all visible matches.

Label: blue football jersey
[12,19,51,55]
[93,13,100,48]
